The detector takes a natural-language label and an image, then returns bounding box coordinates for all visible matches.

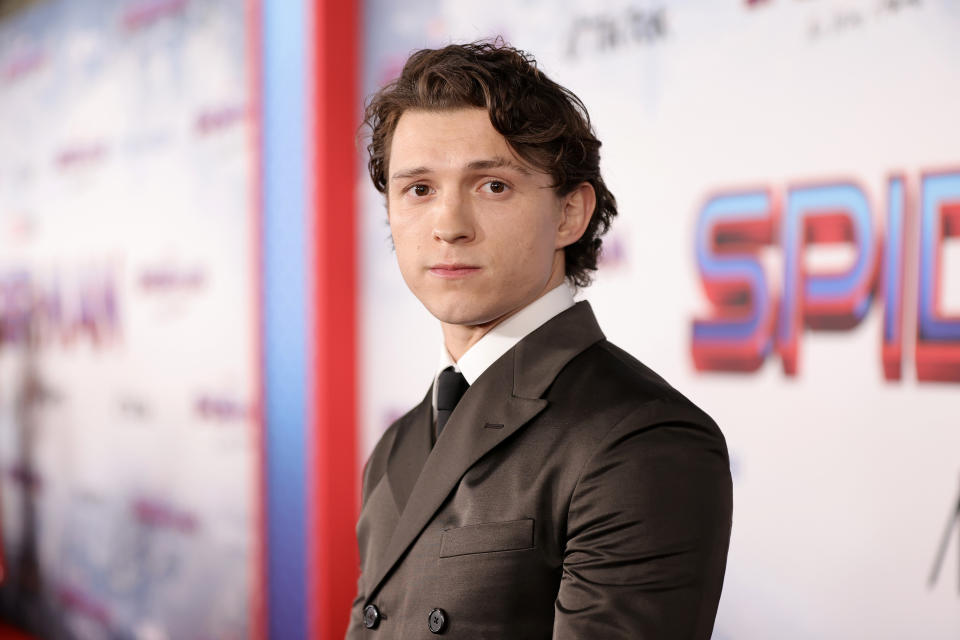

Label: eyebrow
[466,156,533,175]
[389,156,534,182]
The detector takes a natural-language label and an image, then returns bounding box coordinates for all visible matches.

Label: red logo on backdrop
[2,48,46,83]
[195,395,252,423]
[139,266,205,292]
[55,143,108,170]
[122,0,188,31]
[0,267,122,350]
[132,498,199,533]
[194,105,248,136]
[57,584,111,626]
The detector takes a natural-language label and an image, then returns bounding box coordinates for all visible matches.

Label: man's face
[386,108,568,327]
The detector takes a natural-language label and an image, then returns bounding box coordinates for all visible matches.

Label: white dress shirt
[431,283,576,414]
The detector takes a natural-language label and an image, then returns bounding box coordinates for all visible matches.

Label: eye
[406,183,431,197]
[482,180,509,194]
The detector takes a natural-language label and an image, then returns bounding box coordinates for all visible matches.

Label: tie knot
[437,367,469,411]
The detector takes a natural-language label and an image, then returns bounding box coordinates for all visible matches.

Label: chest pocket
[439,518,534,558]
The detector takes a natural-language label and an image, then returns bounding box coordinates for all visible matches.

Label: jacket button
[427,608,447,634]
[363,604,381,629]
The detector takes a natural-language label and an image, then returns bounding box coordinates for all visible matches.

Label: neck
[441,259,566,361]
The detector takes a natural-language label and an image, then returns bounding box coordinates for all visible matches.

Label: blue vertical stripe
[263,1,310,638]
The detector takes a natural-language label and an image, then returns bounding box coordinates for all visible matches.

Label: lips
[428,263,481,278]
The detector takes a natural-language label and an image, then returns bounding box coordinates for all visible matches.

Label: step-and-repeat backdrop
[0,1,258,637]
[360,1,960,637]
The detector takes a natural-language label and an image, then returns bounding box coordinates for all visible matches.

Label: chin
[423,297,500,327]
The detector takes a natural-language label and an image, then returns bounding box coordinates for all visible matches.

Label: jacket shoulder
[557,339,703,407]
[545,339,721,441]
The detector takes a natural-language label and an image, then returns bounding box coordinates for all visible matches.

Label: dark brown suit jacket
[347,302,732,639]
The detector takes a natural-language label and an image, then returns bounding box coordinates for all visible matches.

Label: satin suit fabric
[347,301,733,639]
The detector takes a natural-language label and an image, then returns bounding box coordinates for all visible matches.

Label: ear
[555,182,597,249]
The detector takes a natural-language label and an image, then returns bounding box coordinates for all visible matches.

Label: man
[348,41,732,639]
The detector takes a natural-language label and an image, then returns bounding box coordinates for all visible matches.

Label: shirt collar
[434,282,576,387]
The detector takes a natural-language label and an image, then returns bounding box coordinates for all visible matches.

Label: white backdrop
[0,1,258,637]
[360,1,960,637]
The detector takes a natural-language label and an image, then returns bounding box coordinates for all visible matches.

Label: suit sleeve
[552,409,733,640]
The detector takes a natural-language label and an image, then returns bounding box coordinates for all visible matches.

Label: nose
[432,190,475,244]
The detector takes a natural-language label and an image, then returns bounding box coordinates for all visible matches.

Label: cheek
[514,211,559,256]
[390,220,425,278]
[497,214,557,276]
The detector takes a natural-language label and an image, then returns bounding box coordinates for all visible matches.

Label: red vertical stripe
[246,0,268,638]
[310,0,360,638]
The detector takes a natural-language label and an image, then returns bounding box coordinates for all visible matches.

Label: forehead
[389,108,515,169]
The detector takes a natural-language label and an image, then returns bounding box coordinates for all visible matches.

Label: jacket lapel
[366,301,606,603]
[385,389,433,513]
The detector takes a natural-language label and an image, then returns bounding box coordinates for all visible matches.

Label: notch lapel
[366,348,546,603]
[385,389,433,514]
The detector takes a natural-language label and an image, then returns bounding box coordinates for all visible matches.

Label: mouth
[428,263,482,279]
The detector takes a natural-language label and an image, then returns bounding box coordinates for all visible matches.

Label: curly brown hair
[362,40,618,288]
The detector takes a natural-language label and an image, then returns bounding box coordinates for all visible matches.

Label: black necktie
[436,367,469,439]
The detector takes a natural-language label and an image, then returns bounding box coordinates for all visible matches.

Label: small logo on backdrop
[137,262,206,320]
[118,395,152,421]
[807,0,923,42]
[132,497,199,534]
[194,104,248,136]
[194,394,253,424]
[1,47,46,83]
[122,0,188,32]
[139,265,205,292]
[55,142,108,171]
[56,583,111,626]
[565,7,668,59]
[743,0,924,41]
